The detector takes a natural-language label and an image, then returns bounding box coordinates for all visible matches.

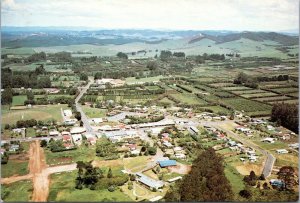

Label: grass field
[49,171,132,202]
[82,106,108,118]
[2,180,33,202]
[1,104,66,126]
[123,156,149,173]
[224,164,245,197]
[1,160,29,178]
[12,95,27,106]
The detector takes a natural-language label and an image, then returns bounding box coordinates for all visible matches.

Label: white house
[262,137,275,143]
[276,149,289,154]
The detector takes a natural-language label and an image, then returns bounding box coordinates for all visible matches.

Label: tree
[146,61,158,70]
[277,166,296,190]
[239,189,251,199]
[271,103,298,133]
[1,88,13,105]
[165,148,233,201]
[107,168,113,178]
[79,73,88,81]
[74,111,82,121]
[40,140,47,147]
[116,52,128,59]
[26,91,35,100]
[35,64,46,75]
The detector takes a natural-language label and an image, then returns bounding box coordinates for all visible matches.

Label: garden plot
[268,99,298,105]
[287,92,299,98]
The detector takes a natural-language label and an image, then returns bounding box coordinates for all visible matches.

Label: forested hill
[188,32,299,46]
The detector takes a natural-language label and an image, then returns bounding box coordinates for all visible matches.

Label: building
[188,126,199,135]
[64,119,77,126]
[261,137,275,143]
[63,109,73,117]
[158,160,177,168]
[70,127,86,134]
[136,173,164,190]
[89,118,103,125]
[167,176,182,183]
[72,134,83,145]
[276,149,289,154]
[49,130,60,136]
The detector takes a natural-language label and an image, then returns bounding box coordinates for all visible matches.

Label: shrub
[108,185,115,192]
[239,189,251,199]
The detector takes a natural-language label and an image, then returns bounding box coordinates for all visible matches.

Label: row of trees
[195,53,225,63]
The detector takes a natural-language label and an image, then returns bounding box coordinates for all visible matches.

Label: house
[158,160,177,168]
[0,148,6,155]
[167,176,182,183]
[87,137,97,145]
[9,144,20,152]
[276,149,289,154]
[43,88,60,94]
[70,127,86,134]
[228,141,237,147]
[131,149,140,155]
[89,118,103,125]
[63,109,73,117]
[288,143,299,149]
[136,173,164,189]
[262,137,275,143]
[72,134,83,145]
[63,135,72,142]
[163,141,173,148]
[128,144,137,151]
[49,130,60,136]
[149,196,163,202]
[270,179,284,187]
[175,153,186,159]
[249,156,258,162]
[188,126,199,135]
[64,119,77,126]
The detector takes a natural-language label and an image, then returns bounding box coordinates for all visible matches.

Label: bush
[108,185,115,192]
[128,185,133,190]
[239,189,251,199]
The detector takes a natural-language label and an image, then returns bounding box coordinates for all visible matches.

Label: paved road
[75,79,95,134]
[200,120,275,177]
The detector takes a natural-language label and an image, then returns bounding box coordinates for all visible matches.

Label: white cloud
[1,0,298,31]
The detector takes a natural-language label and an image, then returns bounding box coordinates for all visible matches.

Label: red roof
[63,135,71,140]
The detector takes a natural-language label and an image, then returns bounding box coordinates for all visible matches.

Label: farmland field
[287,92,299,98]
[221,98,272,112]
[231,89,268,95]
[240,92,278,99]
[170,93,208,105]
[254,96,292,102]
[272,87,299,94]
[1,159,29,178]
[269,99,298,104]
[200,105,231,115]
[222,86,252,91]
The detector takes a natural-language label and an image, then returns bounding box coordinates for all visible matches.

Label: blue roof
[158,160,177,167]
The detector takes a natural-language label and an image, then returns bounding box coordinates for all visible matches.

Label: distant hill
[1,28,299,48]
[188,32,298,46]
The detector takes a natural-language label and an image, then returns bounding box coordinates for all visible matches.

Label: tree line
[271,103,298,133]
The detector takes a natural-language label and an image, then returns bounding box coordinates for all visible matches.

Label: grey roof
[136,173,164,189]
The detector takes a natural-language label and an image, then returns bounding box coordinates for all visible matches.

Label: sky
[1,0,299,31]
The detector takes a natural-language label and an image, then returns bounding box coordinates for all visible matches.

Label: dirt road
[1,140,77,202]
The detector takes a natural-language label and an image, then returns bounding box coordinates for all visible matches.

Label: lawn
[274,153,299,168]
[170,93,207,105]
[82,106,107,118]
[224,164,245,198]
[1,160,29,178]
[1,180,33,202]
[2,104,66,126]
[48,171,132,202]
[12,95,27,106]
[26,128,36,137]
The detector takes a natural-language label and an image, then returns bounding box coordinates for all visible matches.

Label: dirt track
[1,140,77,202]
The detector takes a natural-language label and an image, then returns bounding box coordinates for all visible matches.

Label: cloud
[1,0,298,31]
